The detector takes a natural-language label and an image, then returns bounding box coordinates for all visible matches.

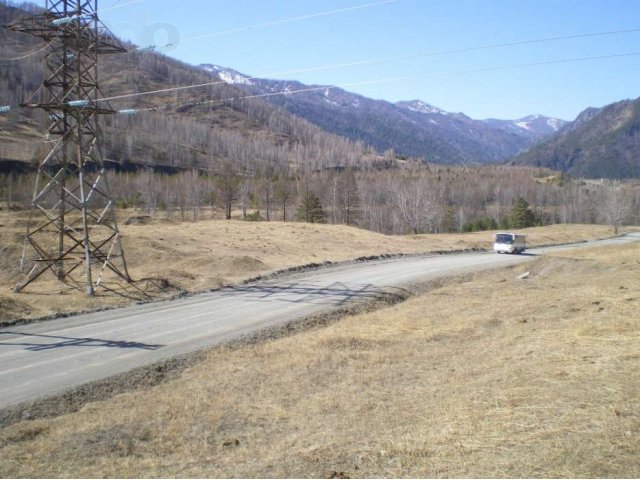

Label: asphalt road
[1,233,639,409]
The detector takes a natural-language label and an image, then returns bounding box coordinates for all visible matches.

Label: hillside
[202,64,566,164]
[0,2,366,175]
[513,98,640,179]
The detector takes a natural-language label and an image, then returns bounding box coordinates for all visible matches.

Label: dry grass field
[0,206,632,323]
[0,241,638,478]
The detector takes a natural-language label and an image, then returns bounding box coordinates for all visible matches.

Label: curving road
[1,233,639,409]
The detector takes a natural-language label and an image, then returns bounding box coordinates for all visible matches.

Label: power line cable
[97,0,144,14]
[181,0,398,43]
[4,29,640,110]
[6,49,639,112]
[98,26,640,103]
[128,0,398,52]
[0,41,52,61]
[265,27,640,76]
[123,51,640,114]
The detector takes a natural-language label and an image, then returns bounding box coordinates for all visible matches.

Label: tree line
[2,164,638,234]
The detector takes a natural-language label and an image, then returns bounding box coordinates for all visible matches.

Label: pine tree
[296,191,326,223]
[509,198,536,228]
[441,207,457,233]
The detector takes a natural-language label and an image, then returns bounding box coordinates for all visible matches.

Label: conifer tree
[509,198,536,228]
[296,191,326,223]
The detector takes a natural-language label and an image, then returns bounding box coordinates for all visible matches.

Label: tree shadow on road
[218,281,390,306]
[0,331,164,351]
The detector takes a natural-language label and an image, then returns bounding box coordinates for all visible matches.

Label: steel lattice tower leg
[9,0,130,295]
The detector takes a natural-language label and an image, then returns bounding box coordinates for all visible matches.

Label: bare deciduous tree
[238,179,253,220]
[393,175,443,234]
[259,176,275,221]
[216,160,240,220]
[275,177,295,222]
[600,183,630,234]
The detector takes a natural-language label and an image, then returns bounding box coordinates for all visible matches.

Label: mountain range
[2,1,639,179]
[201,64,567,165]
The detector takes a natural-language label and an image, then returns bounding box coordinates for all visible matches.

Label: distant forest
[2,165,639,235]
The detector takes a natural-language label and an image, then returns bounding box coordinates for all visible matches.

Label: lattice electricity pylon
[9,0,131,296]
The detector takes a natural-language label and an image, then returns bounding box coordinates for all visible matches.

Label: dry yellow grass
[0,241,638,478]
[0,206,633,322]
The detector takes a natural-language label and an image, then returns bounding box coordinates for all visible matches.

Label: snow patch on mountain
[398,100,447,115]
[546,118,564,131]
[220,71,253,85]
[323,97,340,107]
[199,64,254,85]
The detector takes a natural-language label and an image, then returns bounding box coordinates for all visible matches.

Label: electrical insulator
[51,15,79,26]
[68,99,90,107]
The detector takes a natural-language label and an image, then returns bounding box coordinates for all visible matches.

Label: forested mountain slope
[514,98,640,179]
[202,64,566,165]
[0,2,366,175]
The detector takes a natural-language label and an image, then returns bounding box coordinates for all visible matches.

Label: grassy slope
[0,207,632,322]
[0,242,638,477]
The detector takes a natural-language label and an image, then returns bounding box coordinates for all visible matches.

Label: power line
[129,1,399,52]
[182,0,398,43]
[97,0,143,14]
[124,51,640,114]
[3,25,640,110]
[97,26,640,104]
[266,27,640,76]
[0,0,396,63]
[5,50,639,113]
[124,0,398,52]
[0,41,52,61]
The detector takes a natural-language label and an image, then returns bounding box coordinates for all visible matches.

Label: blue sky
[95,0,640,120]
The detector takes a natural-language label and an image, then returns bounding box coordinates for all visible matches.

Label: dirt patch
[123,215,152,225]
[229,256,268,271]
